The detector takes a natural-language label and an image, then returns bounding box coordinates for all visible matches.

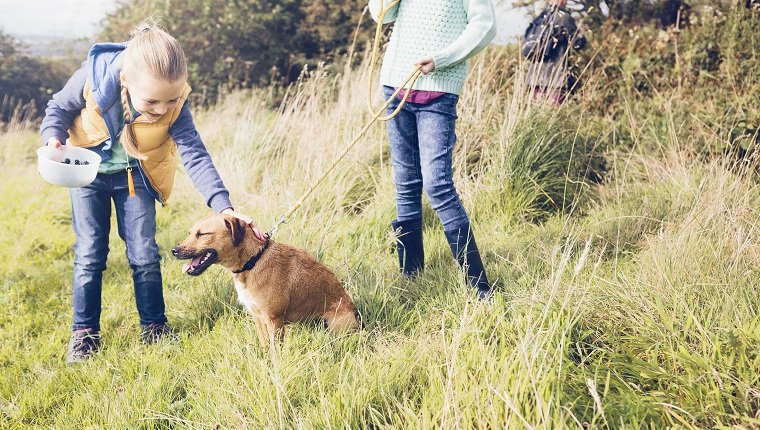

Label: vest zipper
[137,159,166,205]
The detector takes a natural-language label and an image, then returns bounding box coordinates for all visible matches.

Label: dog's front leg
[262,316,285,349]
[251,315,270,348]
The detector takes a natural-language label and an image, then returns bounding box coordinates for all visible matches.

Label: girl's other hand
[222,208,267,241]
[415,57,436,74]
[47,137,63,150]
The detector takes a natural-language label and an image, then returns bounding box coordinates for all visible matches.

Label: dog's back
[255,241,358,331]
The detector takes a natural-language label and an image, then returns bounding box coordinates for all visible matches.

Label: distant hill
[13,34,91,61]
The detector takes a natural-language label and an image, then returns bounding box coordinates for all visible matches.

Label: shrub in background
[0,32,69,125]
[99,0,370,104]
[574,3,759,158]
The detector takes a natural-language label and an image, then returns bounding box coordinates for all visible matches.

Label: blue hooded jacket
[40,43,233,212]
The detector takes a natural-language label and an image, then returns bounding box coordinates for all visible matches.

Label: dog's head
[172,213,255,276]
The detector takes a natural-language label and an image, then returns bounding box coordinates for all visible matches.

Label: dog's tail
[354,308,365,330]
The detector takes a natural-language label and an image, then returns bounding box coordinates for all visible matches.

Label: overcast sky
[0,0,119,38]
[0,0,529,42]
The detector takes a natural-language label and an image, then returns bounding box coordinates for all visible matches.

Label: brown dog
[173,214,359,346]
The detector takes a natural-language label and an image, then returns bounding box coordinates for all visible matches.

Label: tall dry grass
[1,12,759,427]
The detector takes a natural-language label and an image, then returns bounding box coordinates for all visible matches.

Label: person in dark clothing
[522,0,586,105]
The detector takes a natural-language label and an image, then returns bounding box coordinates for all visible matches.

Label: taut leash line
[267,0,421,237]
[266,66,422,237]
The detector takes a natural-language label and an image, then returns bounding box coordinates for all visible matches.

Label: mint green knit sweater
[368,0,496,95]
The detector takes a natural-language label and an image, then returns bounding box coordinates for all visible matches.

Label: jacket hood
[86,42,127,112]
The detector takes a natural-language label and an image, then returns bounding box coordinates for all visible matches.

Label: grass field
[1,17,760,428]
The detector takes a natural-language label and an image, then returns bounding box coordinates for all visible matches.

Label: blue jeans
[70,169,166,331]
[383,86,470,231]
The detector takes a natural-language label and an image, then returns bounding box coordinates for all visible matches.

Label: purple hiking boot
[140,322,173,345]
[66,328,101,364]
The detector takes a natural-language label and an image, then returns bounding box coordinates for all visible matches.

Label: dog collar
[232,236,271,273]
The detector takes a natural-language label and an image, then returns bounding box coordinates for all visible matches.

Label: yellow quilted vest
[67,82,192,204]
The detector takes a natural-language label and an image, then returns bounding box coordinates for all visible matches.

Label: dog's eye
[195,232,209,238]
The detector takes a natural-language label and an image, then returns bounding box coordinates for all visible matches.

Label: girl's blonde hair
[120,18,187,160]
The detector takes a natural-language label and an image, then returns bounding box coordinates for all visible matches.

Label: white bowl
[37,145,102,188]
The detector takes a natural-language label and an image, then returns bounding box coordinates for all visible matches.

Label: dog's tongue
[182,255,205,273]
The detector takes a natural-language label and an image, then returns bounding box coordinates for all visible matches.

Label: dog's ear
[224,216,247,247]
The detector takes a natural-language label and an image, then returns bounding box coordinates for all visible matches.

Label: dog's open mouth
[181,249,218,276]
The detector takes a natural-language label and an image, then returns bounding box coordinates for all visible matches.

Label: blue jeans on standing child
[70,169,166,331]
[383,86,470,231]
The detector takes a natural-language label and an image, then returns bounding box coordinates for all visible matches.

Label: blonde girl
[40,20,264,364]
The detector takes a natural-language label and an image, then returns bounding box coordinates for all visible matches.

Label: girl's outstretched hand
[222,208,267,241]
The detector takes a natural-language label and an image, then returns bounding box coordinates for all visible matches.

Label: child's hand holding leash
[415,57,436,74]
[222,208,267,241]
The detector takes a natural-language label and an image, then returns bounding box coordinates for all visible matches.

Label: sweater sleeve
[171,101,234,213]
[431,0,497,70]
[369,0,400,24]
[40,64,87,144]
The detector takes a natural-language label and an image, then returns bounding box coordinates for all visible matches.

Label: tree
[0,31,68,123]
[0,33,17,58]
[99,0,371,103]
[298,0,370,60]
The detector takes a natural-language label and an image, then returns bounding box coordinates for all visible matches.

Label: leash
[266,0,422,237]
[366,0,421,120]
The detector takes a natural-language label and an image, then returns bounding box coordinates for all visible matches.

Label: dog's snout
[172,247,180,257]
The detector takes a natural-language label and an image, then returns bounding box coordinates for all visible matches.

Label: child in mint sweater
[368,0,496,299]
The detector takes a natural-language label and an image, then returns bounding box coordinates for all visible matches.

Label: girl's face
[120,71,185,121]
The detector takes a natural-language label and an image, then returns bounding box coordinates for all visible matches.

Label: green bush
[0,32,69,124]
[100,0,371,104]
[574,4,759,157]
